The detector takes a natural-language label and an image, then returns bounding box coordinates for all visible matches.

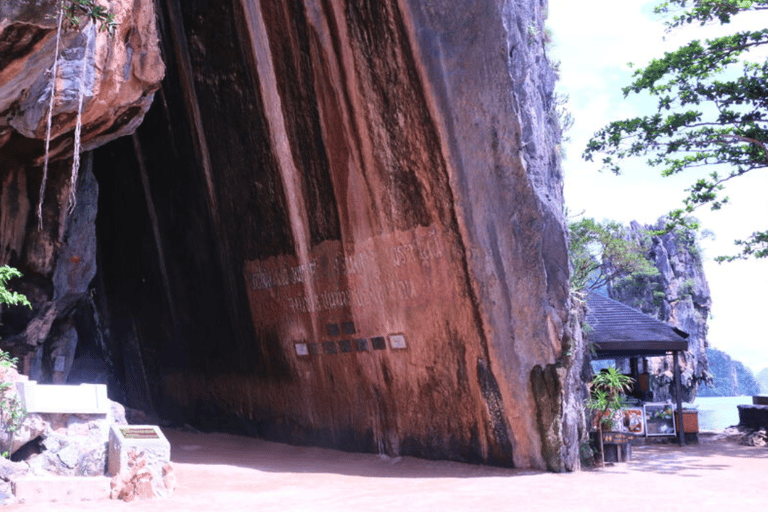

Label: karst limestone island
[1,0,590,471]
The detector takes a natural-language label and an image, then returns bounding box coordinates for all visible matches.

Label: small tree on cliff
[58,1,118,34]
[583,0,768,261]
[569,218,659,293]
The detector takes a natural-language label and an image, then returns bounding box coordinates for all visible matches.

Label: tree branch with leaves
[583,0,768,261]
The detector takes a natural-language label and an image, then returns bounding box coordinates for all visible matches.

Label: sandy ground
[6,429,768,512]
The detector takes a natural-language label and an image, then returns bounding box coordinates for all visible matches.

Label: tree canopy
[583,0,768,261]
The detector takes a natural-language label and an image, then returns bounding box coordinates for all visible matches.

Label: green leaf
[0,266,31,309]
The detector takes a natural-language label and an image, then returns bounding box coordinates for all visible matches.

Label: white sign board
[15,381,109,414]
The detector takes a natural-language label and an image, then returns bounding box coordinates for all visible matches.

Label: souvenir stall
[586,292,694,449]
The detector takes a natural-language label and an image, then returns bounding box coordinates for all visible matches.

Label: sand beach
[5,428,767,512]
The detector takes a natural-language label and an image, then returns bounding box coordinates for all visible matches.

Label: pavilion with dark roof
[586,291,690,445]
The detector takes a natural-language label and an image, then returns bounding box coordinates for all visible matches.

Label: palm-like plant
[586,367,634,466]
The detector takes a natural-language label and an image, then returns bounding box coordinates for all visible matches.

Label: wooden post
[673,351,685,446]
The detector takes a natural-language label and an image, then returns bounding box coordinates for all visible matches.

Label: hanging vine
[37,5,65,229]
[68,21,93,212]
[37,1,118,228]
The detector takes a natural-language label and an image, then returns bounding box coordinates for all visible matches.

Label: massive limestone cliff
[0,1,582,470]
[609,221,711,402]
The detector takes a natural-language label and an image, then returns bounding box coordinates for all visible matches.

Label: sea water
[693,396,754,431]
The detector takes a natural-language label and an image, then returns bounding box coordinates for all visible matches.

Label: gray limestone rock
[608,221,711,401]
[8,399,126,479]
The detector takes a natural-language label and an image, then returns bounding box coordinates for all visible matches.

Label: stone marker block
[15,381,108,414]
[12,475,110,504]
[108,425,173,499]
[108,425,169,476]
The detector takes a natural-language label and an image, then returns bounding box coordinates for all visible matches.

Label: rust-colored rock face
[1,0,578,471]
[116,0,570,470]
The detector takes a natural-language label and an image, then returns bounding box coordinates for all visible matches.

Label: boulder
[742,429,767,448]
[0,456,29,481]
[23,402,126,476]
[0,457,28,506]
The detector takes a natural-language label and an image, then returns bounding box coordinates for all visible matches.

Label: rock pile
[110,449,175,501]
[21,402,126,477]
[742,429,767,448]
[0,366,175,503]
[716,426,768,448]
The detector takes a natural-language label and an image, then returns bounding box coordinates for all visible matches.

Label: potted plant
[586,367,634,466]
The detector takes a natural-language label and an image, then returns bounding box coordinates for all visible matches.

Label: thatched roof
[586,292,688,359]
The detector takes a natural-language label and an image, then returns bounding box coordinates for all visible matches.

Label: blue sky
[547,0,768,374]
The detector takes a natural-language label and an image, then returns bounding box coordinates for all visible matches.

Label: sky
[547,0,768,374]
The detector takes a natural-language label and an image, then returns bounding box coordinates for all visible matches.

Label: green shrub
[0,265,31,458]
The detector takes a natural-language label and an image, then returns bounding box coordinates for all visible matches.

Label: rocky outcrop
[699,348,760,397]
[0,0,162,387]
[20,405,125,477]
[2,0,577,470]
[0,366,127,476]
[758,368,768,394]
[0,0,163,166]
[609,221,710,401]
[531,302,590,472]
[94,0,574,470]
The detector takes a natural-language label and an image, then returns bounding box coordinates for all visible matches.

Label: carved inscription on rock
[244,226,458,325]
